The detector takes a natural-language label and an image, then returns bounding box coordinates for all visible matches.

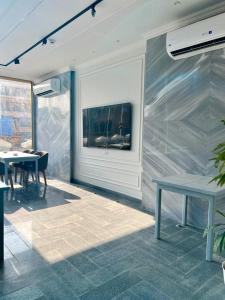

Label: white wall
[74,43,145,199]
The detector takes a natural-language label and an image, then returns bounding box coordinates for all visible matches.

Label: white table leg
[35,159,38,184]
[4,162,8,185]
[154,185,162,239]
[206,197,215,261]
[182,195,188,226]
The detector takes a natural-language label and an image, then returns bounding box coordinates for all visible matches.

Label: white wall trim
[78,173,142,199]
[35,66,75,83]
[76,40,146,75]
[80,173,139,189]
[143,2,225,40]
[74,48,144,199]
[76,54,145,162]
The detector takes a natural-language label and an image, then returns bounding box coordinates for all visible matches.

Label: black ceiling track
[0,0,103,67]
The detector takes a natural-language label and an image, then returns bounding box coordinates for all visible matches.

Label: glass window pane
[0,79,32,151]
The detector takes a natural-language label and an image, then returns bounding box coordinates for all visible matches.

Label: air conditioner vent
[33,78,61,97]
[171,35,225,57]
[167,12,225,60]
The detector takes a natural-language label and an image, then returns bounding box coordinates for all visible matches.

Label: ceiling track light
[42,38,48,45]
[91,5,96,17]
[14,58,20,65]
[0,0,103,67]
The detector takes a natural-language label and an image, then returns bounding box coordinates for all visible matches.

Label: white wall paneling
[74,49,145,199]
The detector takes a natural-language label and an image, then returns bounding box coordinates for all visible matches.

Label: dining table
[0,151,39,185]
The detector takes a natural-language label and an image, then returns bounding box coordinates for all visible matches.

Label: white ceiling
[0,0,225,81]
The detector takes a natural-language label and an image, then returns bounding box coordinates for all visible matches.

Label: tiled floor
[1,180,225,299]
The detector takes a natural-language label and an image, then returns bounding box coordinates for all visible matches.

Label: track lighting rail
[0,0,103,66]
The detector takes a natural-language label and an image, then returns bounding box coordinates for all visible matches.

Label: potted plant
[205,120,225,282]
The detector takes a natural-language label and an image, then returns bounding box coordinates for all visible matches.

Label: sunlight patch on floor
[5,182,154,263]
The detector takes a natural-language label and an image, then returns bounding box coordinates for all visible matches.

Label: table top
[0,182,9,191]
[152,174,225,197]
[0,151,39,160]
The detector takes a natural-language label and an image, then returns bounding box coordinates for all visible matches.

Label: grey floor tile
[113,289,140,300]
[183,261,221,291]
[37,274,78,300]
[132,238,179,265]
[161,222,184,236]
[135,265,191,299]
[4,247,13,260]
[67,254,99,274]
[5,232,30,255]
[85,267,116,286]
[13,250,47,275]
[172,245,205,274]
[109,250,145,276]
[80,271,141,300]
[130,281,170,300]
[0,258,20,281]
[193,274,225,300]
[59,269,94,296]
[92,242,138,268]
[175,234,205,254]
[0,286,44,300]
[51,259,78,275]
[82,247,103,258]
[0,264,55,297]
[97,235,135,253]
[165,228,197,245]
[2,181,224,300]
[0,276,24,297]
[135,252,185,283]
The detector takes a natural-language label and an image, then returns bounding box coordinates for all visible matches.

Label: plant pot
[222,261,225,283]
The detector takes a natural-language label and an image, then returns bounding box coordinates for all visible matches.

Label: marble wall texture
[36,72,72,182]
[143,34,225,228]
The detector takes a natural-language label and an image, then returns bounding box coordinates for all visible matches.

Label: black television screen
[83,103,132,150]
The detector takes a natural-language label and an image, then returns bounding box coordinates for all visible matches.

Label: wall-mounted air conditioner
[167,12,225,60]
[33,78,61,97]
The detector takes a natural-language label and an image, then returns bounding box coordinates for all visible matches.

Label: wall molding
[79,153,142,166]
[76,40,146,75]
[77,55,144,164]
[79,160,142,175]
[35,67,75,83]
[143,2,225,41]
[74,50,144,199]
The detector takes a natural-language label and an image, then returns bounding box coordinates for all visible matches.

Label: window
[0,78,32,151]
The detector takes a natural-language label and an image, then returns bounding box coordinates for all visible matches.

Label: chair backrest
[0,162,4,175]
[23,149,34,154]
[35,151,48,171]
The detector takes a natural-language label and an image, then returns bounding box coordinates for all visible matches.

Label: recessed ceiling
[0,0,225,81]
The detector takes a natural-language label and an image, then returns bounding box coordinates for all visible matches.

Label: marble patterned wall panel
[143,34,225,227]
[36,72,71,182]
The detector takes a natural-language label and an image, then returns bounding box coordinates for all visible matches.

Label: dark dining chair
[14,149,35,183]
[0,162,14,189]
[21,151,48,186]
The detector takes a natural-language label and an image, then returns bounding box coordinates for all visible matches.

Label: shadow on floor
[4,183,81,214]
[1,181,225,300]
[1,216,225,300]
[72,182,143,212]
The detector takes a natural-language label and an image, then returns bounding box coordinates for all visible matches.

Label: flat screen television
[83,102,132,150]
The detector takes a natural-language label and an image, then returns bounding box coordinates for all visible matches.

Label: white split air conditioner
[33,78,61,97]
[167,12,225,60]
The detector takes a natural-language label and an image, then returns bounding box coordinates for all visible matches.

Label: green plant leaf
[219,234,225,253]
[214,235,222,253]
[216,210,225,218]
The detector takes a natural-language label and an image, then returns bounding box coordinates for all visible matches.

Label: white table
[152,174,225,261]
[0,151,39,185]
